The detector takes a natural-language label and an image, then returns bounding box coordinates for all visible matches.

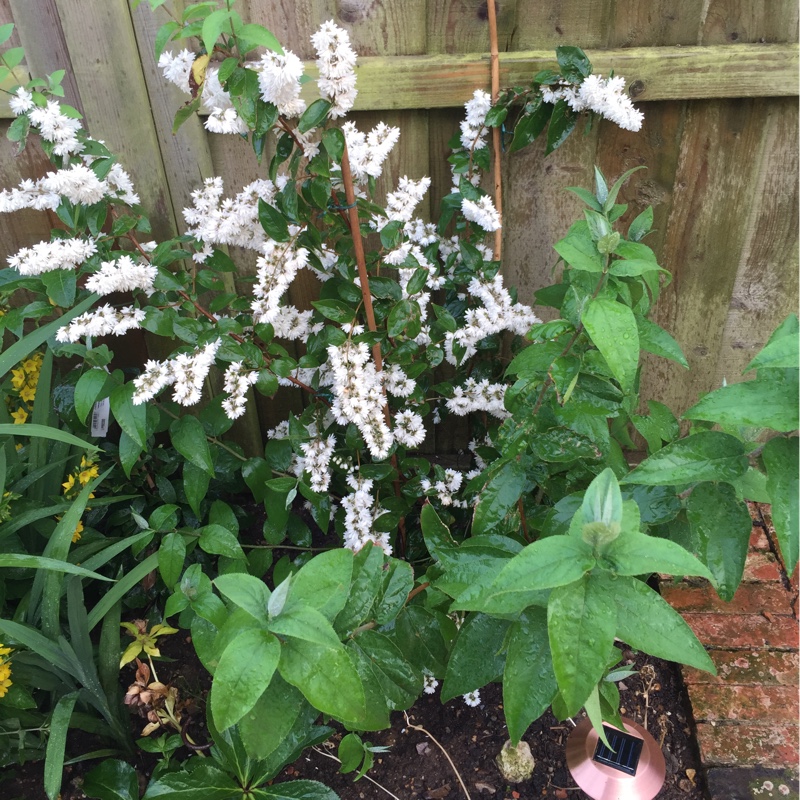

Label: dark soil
[278,649,705,800]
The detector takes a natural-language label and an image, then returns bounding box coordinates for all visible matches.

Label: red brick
[661,582,794,615]
[682,649,799,686]
[743,553,785,583]
[749,526,771,551]
[695,722,800,768]
[682,613,799,649]
[687,684,799,723]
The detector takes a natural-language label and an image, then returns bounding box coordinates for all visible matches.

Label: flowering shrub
[0,2,797,797]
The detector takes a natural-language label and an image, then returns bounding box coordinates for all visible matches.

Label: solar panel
[592,725,644,776]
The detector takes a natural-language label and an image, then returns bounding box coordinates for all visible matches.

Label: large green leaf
[454,536,595,613]
[269,605,341,648]
[503,608,557,744]
[0,554,113,581]
[472,458,528,535]
[109,383,147,449]
[278,637,367,725]
[170,415,214,476]
[745,325,799,372]
[582,298,639,392]
[602,533,714,581]
[288,549,353,621]
[636,316,689,368]
[214,573,271,623]
[762,437,799,576]
[252,782,341,800]
[142,763,240,800]
[211,629,280,731]
[548,572,616,717]
[441,613,510,701]
[393,605,450,676]
[613,575,715,673]
[685,482,752,601]
[83,759,139,800]
[623,431,748,485]
[45,691,79,800]
[683,378,799,432]
[333,543,384,635]
[0,423,99,451]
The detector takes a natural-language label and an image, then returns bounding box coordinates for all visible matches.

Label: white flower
[221,361,259,420]
[393,409,426,448]
[461,196,501,232]
[9,87,34,116]
[381,176,431,226]
[201,68,247,135]
[341,475,391,555]
[56,304,144,343]
[311,20,358,118]
[423,674,439,695]
[85,255,157,296]
[300,435,336,493]
[463,690,481,707]
[8,237,97,276]
[28,100,83,156]
[158,49,194,93]
[257,50,306,117]
[342,121,400,183]
[459,89,492,150]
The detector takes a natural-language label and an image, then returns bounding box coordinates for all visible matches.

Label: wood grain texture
[607,0,703,47]
[646,98,771,413]
[711,98,799,387]
[512,0,611,50]
[698,0,799,45]
[427,0,518,54]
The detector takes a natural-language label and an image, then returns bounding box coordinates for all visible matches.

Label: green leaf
[171,415,214,476]
[684,482,751,600]
[582,298,639,391]
[603,532,714,581]
[334,544,384,635]
[298,98,332,134]
[45,691,79,800]
[624,431,748,486]
[556,45,592,81]
[387,298,422,338]
[581,468,622,527]
[74,369,114,425]
[545,98,577,155]
[142,763,240,800]
[0,22,14,44]
[288,549,353,621]
[311,299,357,324]
[683,378,799,432]
[508,99,552,152]
[214,573,271,622]
[0,554,113,581]
[237,23,283,54]
[613,575,715,673]
[201,8,230,54]
[258,198,290,242]
[83,759,139,800]
[110,383,147,449]
[88,553,159,631]
[503,608,557,744]
[322,128,345,162]
[745,325,799,372]
[158,533,186,588]
[172,95,201,134]
[472,459,528,536]
[184,461,210,518]
[548,573,616,717]
[0,422,99,451]
[211,629,280,730]
[198,524,244,559]
[441,613,509,701]
[553,231,603,273]
[278,637,367,725]
[762,437,799,576]
[627,206,653,242]
[252,782,341,800]
[41,269,77,307]
[393,605,451,676]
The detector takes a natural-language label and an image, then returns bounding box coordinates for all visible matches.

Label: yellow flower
[78,456,100,486]
[0,649,12,700]
[62,473,76,494]
[120,620,179,668]
[10,407,28,425]
[19,384,36,404]
[72,520,84,543]
[10,368,25,391]
[0,644,12,658]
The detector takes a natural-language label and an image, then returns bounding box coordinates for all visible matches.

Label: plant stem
[312,747,403,800]
[487,0,503,260]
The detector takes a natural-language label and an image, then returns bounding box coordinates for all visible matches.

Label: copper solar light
[566,717,666,800]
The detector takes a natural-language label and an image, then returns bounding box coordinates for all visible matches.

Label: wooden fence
[0,0,797,438]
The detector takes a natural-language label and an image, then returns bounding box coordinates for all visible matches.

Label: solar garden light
[566,717,666,800]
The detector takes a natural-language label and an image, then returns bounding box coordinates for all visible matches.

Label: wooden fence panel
[0,0,796,433]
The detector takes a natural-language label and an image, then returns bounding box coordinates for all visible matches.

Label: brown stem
[406,581,430,603]
[487,0,503,260]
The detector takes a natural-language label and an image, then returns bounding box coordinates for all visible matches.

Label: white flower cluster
[257,50,306,118]
[421,468,465,507]
[446,377,508,419]
[0,162,139,214]
[311,20,358,119]
[85,255,157,296]
[157,48,195,90]
[326,340,393,460]
[393,409,426,448]
[56,304,145,343]
[341,475,390,554]
[343,121,400,184]
[460,90,492,150]
[461,196,501,232]
[201,68,248,135]
[132,340,220,407]
[221,361,259,420]
[183,177,277,251]
[8,237,97,276]
[446,274,540,363]
[541,74,644,132]
[299,435,336,493]
[384,364,416,398]
[251,237,310,331]
[423,673,439,694]
[382,176,431,227]
[27,99,83,157]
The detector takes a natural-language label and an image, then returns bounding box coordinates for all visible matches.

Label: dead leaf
[474,782,496,795]
[425,784,451,799]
